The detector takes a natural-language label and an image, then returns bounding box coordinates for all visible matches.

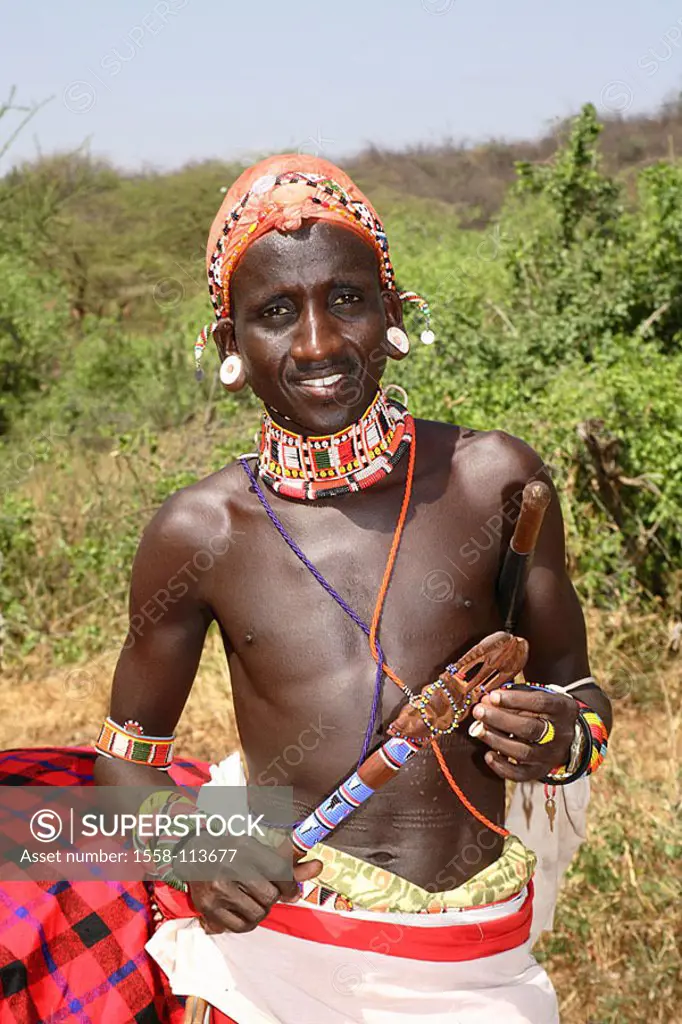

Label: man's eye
[332,292,361,306]
[262,304,291,318]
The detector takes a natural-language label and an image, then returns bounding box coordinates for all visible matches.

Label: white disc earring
[219,354,246,391]
[385,326,410,358]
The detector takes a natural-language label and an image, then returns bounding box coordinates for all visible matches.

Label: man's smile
[299,372,343,389]
[288,360,357,401]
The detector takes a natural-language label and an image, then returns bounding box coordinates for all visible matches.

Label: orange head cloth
[194,154,433,376]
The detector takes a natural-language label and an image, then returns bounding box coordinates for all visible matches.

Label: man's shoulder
[140,461,246,552]
[457,424,542,476]
[417,418,545,498]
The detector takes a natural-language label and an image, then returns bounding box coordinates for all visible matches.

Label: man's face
[220,221,402,435]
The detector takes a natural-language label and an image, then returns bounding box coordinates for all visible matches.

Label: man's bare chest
[208,473,505,685]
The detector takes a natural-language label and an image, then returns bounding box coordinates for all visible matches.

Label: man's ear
[213,318,237,362]
[382,290,405,330]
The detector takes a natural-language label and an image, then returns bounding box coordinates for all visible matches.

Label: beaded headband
[194,168,434,378]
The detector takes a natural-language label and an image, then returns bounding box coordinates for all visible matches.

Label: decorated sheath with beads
[291,737,422,853]
[390,631,529,740]
[289,635,527,855]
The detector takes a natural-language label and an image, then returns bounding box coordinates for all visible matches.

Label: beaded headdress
[194,154,433,378]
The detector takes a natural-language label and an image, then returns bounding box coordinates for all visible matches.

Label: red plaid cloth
[0,746,210,1023]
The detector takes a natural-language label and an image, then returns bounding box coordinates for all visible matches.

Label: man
[94,154,612,1023]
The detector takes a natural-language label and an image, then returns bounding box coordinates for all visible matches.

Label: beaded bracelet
[576,699,609,775]
[540,708,593,786]
[94,717,174,770]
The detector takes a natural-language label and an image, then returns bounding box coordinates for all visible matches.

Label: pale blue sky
[2,0,682,173]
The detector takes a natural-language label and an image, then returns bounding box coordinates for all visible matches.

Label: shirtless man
[94,155,612,1024]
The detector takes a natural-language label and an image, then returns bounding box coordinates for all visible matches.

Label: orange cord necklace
[366,418,510,838]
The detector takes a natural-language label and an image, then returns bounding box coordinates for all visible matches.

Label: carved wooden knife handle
[390,631,529,739]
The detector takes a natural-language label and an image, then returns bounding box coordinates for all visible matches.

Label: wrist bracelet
[542,699,608,785]
[502,682,609,785]
[577,699,609,775]
[565,716,587,774]
[540,709,593,785]
[94,717,174,770]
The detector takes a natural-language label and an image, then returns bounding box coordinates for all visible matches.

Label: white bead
[251,174,278,195]
[421,330,435,345]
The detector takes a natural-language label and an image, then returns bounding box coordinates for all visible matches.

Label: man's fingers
[294,858,323,882]
[473,706,548,743]
[482,689,576,718]
[199,904,257,935]
[235,877,281,910]
[227,884,273,923]
[191,853,324,924]
[277,858,324,904]
[197,881,276,932]
[472,724,539,764]
[484,751,544,781]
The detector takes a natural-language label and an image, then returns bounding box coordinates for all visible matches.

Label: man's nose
[289,300,338,363]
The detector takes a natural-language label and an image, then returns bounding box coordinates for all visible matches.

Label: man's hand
[184,837,322,935]
[469,688,577,781]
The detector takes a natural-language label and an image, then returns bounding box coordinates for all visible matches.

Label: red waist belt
[154,880,533,963]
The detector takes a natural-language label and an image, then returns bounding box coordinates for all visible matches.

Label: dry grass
[539,709,681,1023]
[1,611,680,1024]
[0,628,237,756]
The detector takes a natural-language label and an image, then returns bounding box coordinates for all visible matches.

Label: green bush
[0,255,70,434]
[395,105,682,608]
[2,102,682,668]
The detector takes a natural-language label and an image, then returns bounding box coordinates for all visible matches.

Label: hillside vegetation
[2,101,681,655]
[1,99,681,1023]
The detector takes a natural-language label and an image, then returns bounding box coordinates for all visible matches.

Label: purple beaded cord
[239,456,389,766]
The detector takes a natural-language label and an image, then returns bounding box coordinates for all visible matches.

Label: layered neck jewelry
[257,389,412,501]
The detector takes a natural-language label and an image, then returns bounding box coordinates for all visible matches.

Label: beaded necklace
[258,390,411,501]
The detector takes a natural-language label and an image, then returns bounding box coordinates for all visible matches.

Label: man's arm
[93,492,215,787]
[93,488,322,929]
[470,433,613,780]
[516,466,612,730]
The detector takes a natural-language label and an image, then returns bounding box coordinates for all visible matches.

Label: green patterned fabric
[303,834,535,913]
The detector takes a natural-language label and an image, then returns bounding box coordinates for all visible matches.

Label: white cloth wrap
[148,909,559,1022]
[145,752,587,1022]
